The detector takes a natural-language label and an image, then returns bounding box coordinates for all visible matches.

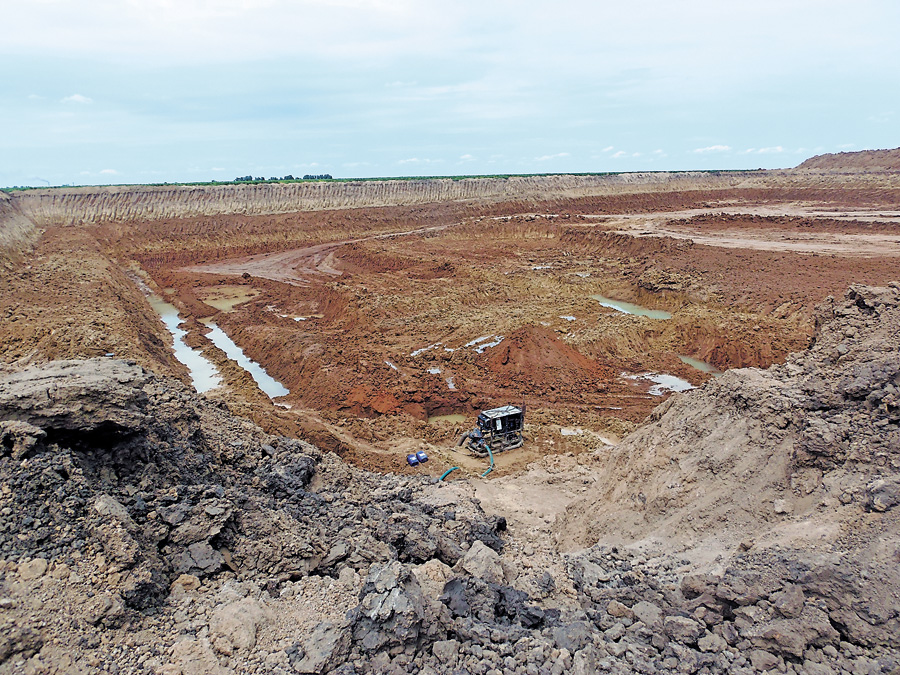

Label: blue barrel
[416,451,429,463]
[406,454,420,467]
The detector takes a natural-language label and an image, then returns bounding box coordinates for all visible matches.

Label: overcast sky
[2,0,898,186]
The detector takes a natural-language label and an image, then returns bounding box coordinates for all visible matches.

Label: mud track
[181,223,451,285]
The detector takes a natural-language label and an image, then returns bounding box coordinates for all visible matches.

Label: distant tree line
[232,174,332,182]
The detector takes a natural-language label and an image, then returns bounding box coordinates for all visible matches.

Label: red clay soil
[6,178,900,474]
[482,325,616,397]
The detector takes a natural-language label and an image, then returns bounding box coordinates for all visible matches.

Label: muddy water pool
[625,372,695,396]
[591,294,672,320]
[677,354,721,374]
[428,413,469,425]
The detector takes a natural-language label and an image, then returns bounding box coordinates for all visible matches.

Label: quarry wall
[6,172,759,227]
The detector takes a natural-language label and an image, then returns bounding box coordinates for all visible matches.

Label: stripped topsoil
[1,162,899,673]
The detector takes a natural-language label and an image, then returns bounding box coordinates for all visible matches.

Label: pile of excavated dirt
[481,325,616,398]
[1,284,898,674]
[796,148,900,173]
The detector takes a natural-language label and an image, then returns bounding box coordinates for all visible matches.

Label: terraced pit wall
[7,172,774,227]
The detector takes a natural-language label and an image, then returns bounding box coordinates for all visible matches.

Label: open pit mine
[1,149,899,674]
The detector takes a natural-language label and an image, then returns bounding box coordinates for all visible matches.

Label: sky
[2,0,898,187]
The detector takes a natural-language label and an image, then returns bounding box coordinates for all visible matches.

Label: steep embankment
[0,192,37,269]
[10,172,762,227]
[558,284,900,642]
[560,283,900,550]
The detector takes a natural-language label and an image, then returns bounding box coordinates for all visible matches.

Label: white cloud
[535,152,570,161]
[611,151,627,158]
[742,146,785,155]
[99,169,118,175]
[61,94,93,104]
[459,154,475,161]
[693,145,731,154]
[602,146,614,152]
[211,167,226,171]
[838,143,856,149]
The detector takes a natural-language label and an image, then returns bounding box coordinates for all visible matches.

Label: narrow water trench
[203,322,290,398]
[147,295,223,393]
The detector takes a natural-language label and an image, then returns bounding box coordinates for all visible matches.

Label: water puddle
[591,294,672,320]
[559,315,576,322]
[203,322,290,398]
[427,367,441,375]
[196,285,259,313]
[428,413,468,425]
[411,342,442,357]
[147,296,223,393]
[446,376,456,390]
[625,372,695,396]
[677,354,721,374]
[385,360,399,371]
[474,336,504,354]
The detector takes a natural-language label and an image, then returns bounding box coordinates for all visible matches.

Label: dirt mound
[483,325,616,396]
[558,284,900,645]
[796,147,900,172]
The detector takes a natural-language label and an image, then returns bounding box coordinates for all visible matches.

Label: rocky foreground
[1,285,899,674]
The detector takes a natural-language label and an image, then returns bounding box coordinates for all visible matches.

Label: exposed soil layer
[2,160,900,673]
[3,172,900,473]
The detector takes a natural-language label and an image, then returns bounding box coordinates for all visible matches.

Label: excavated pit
[3,173,900,476]
[2,164,900,673]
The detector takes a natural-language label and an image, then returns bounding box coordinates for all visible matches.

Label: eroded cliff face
[0,193,37,269]
[9,172,756,227]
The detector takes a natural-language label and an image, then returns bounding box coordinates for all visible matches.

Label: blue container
[406,454,420,467]
[416,451,429,463]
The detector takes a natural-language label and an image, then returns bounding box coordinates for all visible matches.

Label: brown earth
[796,147,900,172]
[2,159,900,673]
[2,167,900,476]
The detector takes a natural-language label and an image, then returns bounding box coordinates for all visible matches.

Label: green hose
[481,444,495,478]
[439,467,459,481]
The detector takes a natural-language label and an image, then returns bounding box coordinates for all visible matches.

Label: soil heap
[796,148,900,172]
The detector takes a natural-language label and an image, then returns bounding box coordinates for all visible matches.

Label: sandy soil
[3,174,899,477]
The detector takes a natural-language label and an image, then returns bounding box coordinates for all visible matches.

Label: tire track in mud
[179,223,452,285]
